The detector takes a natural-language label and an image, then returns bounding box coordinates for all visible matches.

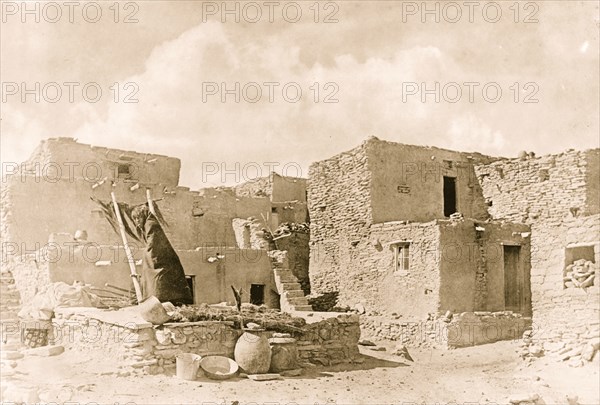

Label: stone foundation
[361,311,531,348]
[45,307,359,375]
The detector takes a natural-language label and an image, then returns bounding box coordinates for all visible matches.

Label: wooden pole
[111,191,143,303]
[146,189,156,217]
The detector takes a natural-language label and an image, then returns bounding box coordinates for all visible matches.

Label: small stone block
[23,345,64,357]
[247,373,281,381]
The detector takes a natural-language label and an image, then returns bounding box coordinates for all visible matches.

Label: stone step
[280,282,302,291]
[286,297,309,305]
[277,277,298,284]
[283,290,305,298]
[293,305,313,311]
[274,269,293,276]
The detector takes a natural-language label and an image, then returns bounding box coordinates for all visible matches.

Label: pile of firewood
[564,259,596,289]
[169,303,307,333]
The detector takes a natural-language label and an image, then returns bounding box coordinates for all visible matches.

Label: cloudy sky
[1,1,598,187]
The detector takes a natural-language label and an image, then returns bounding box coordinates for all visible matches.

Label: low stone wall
[5,255,50,310]
[49,307,360,375]
[293,313,360,365]
[360,315,445,348]
[361,311,531,348]
[447,311,532,348]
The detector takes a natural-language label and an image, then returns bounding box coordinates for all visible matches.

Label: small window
[117,163,131,179]
[391,242,410,272]
[271,207,278,214]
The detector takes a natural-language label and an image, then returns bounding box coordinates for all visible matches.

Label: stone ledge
[54,306,152,330]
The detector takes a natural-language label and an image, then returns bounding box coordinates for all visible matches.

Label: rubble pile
[520,330,600,367]
[272,222,309,237]
[563,259,596,289]
[306,292,352,312]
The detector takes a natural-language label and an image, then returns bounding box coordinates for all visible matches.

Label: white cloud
[72,22,470,187]
[446,113,506,155]
[0,104,46,167]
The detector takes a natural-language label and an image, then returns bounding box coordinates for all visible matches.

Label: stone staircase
[269,251,312,312]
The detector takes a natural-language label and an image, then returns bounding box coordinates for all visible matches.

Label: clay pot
[234,329,271,374]
[269,337,298,372]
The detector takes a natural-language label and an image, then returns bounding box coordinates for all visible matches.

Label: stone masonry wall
[475,150,600,360]
[308,140,372,295]
[529,215,599,347]
[49,308,360,375]
[361,311,530,348]
[475,150,599,223]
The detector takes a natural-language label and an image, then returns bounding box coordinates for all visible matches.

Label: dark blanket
[139,214,193,305]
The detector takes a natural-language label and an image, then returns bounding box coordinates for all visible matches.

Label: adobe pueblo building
[308,137,599,351]
[1,137,311,312]
[1,136,598,360]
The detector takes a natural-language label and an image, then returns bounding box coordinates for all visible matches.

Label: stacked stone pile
[0,269,20,320]
[564,259,596,289]
[520,330,600,367]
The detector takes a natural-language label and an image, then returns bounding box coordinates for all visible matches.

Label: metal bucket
[176,353,201,380]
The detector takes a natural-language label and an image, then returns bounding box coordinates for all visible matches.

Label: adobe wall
[364,221,441,319]
[45,246,277,308]
[270,174,307,203]
[438,219,531,315]
[1,142,285,260]
[234,173,307,203]
[19,137,181,187]
[193,187,271,246]
[271,201,308,225]
[307,141,372,295]
[0,174,249,251]
[366,138,494,224]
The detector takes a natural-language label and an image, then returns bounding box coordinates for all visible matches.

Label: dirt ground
[2,339,599,405]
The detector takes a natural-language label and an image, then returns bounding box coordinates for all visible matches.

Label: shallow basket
[199,356,239,380]
[20,319,52,349]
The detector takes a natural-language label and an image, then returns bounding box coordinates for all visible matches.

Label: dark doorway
[250,284,265,305]
[185,275,195,304]
[443,176,457,217]
[504,245,522,312]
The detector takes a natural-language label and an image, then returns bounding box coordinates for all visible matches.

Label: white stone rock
[23,345,64,357]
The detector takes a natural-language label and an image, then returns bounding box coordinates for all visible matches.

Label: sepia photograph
[0,1,599,404]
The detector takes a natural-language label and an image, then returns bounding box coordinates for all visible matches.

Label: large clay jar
[269,337,298,372]
[234,329,272,374]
